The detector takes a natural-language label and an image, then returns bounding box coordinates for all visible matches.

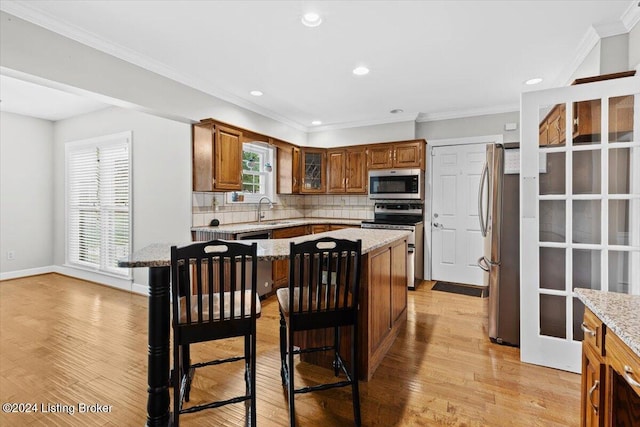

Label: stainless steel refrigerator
[477,143,520,346]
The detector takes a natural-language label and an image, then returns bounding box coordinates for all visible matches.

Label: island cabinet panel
[299,235,408,381]
[365,238,408,378]
[390,242,408,323]
[369,248,392,354]
[580,307,640,427]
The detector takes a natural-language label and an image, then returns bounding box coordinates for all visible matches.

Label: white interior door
[521,76,640,373]
[431,144,486,285]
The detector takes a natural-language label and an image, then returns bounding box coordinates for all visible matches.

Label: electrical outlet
[7,250,16,260]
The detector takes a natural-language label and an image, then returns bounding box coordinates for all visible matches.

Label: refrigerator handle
[477,256,490,272]
[478,161,488,237]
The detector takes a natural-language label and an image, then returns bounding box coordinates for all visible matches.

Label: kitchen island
[574,289,640,426]
[119,227,409,427]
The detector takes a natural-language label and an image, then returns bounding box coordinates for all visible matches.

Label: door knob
[433,222,444,229]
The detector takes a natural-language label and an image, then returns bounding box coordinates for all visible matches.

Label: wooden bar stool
[277,237,362,426]
[170,240,260,427]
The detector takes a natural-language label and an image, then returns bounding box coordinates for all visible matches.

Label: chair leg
[173,342,181,427]
[351,324,361,427]
[279,311,287,385]
[250,331,257,427]
[182,344,191,402]
[334,326,340,376]
[287,328,296,427]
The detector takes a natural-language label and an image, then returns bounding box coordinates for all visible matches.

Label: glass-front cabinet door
[300,148,326,193]
[522,75,640,373]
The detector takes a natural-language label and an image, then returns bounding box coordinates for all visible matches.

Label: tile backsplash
[192,192,375,227]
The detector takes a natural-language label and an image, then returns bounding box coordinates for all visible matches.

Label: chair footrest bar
[191,355,245,369]
[294,380,352,395]
[180,394,251,414]
[294,345,335,355]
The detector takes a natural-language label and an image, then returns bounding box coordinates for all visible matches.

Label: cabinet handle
[624,365,640,388]
[581,322,596,337]
[588,380,599,414]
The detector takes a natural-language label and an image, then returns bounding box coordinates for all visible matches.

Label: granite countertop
[191,217,363,234]
[574,288,640,358]
[119,228,410,268]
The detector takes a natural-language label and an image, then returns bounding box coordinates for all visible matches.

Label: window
[65,132,131,278]
[228,142,275,203]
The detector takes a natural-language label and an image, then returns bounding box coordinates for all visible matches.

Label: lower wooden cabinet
[580,308,640,427]
[271,225,308,289]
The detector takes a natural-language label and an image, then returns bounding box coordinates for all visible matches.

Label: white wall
[0,11,307,146]
[0,112,54,276]
[307,121,416,148]
[53,107,192,289]
[416,111,520,143]
[569,41,601,83]
[629,21,640,70]
[600,34,629,75]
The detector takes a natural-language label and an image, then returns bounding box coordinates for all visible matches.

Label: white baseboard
[131,281,149,296]
[1,265,147,297]
[0,265,55,281]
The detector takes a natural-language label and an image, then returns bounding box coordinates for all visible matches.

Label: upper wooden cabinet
[193,121,243,192]
[539,72,635,146]
[327,146,367,194]
[300,148,326,193]
[368,140,424,170]
[214,125,243,191]
[274,140,300,194]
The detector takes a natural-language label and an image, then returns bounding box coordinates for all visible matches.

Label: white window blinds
[66,132,131,277]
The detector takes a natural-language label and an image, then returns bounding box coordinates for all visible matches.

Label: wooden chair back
[171,240,258,344]
[288,237,361,331]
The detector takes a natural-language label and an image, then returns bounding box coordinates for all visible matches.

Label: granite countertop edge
[574,288,640,358]
[191,217,363,234]
[119,228,410,268]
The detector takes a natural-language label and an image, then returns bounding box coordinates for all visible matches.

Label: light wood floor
[0,274,581,426]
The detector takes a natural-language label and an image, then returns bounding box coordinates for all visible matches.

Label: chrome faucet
[257,196,273,222]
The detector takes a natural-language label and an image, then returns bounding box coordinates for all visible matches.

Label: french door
[521,76,640,373]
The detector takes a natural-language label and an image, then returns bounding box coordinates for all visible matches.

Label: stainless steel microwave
[368,169,423,200]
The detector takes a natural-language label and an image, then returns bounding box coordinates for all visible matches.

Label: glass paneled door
[521,76,640,373]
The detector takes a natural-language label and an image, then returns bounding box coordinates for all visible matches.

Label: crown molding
[306,112,419,133]
[621,0,640,31]
[416,103,519,123]
[0,2,309,132]
[553,25,601,87]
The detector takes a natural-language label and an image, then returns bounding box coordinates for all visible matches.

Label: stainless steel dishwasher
[235,229,273,297]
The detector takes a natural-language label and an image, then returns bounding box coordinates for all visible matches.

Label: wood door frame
[424,134,503,280]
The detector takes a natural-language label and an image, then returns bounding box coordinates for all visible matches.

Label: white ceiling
[1,1,638,128]
[0,75,107,121]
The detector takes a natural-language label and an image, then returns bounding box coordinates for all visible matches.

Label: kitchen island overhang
[119,228,410,426]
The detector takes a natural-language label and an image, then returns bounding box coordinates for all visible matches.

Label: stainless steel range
[361,202,424,289]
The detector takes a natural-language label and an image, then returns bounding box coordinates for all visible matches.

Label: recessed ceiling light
[353,66,370,76]
[301,12,322,27]
[311,120,322,125]
[525,77,543,85]
[390,109,404,114]
[250,90,263,96]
